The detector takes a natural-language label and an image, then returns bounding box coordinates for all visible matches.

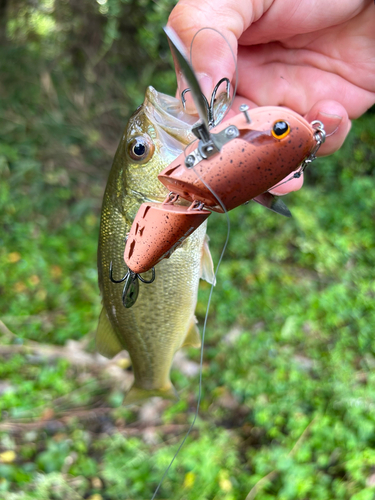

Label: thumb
[167,0,257,98]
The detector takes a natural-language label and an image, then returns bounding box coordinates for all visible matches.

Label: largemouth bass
[97,87,222,405]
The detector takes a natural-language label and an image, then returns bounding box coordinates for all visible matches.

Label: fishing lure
[113,27,326,306]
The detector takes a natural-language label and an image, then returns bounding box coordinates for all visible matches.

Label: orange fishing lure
[118,27,326,306]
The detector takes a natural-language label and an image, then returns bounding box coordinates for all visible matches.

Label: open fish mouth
[144,85,232,152]
[144,86,197,146]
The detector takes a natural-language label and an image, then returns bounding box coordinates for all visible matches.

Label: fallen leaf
[8,252,21,263]
[0,450,16,463]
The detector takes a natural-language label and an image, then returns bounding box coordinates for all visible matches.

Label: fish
[97,86,222,405]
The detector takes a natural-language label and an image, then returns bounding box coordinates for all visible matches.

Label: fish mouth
[142,86,232,159]
[143,86,198,146]
[129,188,167,204]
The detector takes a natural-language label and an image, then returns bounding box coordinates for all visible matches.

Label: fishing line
[150,148,232,500]
[151,192,230,499]
[190,27,239,125]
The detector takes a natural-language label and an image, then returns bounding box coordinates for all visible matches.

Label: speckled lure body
[159,106,315,212]
[124,106,319,274]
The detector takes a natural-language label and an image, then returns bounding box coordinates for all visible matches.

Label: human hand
[168,0,375,193]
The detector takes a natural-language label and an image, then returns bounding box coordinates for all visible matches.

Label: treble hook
[109,261,128,283]
[181,77,231,128]
[181,88,210,118]
[109,262,155,308]
[209,77,230,122]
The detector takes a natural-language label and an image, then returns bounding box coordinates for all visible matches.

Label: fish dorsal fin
[96,308,124,359]
[200,234,216,285]
[181,316,201,349]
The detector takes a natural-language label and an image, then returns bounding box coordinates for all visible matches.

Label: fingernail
[177,72,212,97]
[316,111,343,137]
[195,73,213,99]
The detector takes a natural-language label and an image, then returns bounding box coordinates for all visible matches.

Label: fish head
[122,86,199,203]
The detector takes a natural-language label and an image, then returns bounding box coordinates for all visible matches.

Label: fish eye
[271,120,290,140]
[127,136,155,163]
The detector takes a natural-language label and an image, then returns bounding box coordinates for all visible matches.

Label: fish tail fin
[123,383,179,406]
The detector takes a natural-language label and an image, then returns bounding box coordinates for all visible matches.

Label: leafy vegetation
[1,1,375,499]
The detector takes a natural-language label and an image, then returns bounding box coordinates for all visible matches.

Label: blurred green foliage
[1,1,375,499]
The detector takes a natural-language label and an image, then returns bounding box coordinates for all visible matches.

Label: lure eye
[128,136,155,163]
[272,120,290,140]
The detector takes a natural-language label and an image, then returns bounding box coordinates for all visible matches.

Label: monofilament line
[150,168,231,500]
[190,27,239,123]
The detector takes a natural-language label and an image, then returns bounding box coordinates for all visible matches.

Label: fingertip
[304,100,350,156]
[269,172,304,196]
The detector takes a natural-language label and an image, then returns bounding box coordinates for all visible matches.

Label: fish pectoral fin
[200,234,216,285]
[181,316,201,349]
[123,383,179,406]
[96,308,125,359]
